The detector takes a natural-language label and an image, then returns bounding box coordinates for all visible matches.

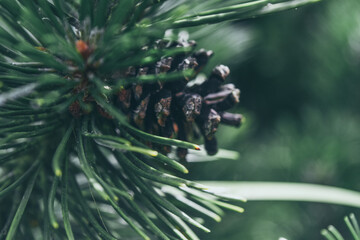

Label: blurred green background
[186,0,360,239]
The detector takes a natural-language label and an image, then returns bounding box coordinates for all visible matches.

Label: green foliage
[0,0,324,239]
[322,214,360,240]
[189,0,360,239]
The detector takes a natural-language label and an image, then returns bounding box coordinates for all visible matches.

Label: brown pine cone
[115,37,244,159]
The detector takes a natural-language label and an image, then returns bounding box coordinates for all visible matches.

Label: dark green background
[187,0,360,239]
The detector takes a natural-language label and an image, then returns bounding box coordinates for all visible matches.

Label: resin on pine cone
[116,36,244,160]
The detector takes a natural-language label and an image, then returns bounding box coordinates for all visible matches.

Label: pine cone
[115,37,244,159]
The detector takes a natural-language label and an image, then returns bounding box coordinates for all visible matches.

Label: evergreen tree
[0,1,320,239]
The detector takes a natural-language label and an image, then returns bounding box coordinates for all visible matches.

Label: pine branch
[0,0,321,239]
